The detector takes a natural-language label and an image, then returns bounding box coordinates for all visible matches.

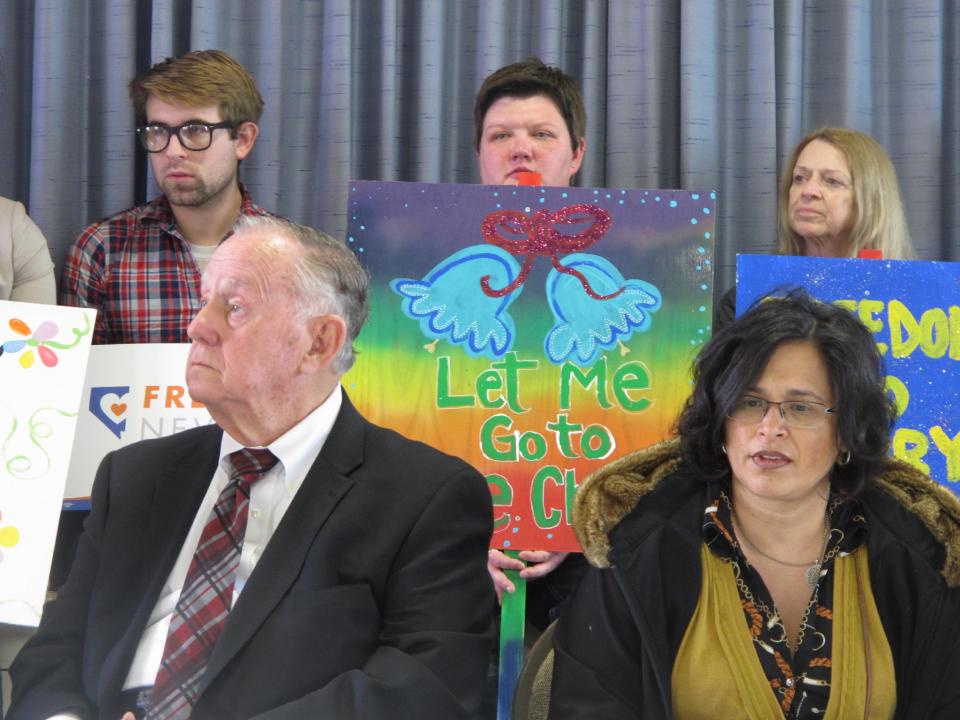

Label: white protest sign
[65,344,213,504]
[0,301,95,626]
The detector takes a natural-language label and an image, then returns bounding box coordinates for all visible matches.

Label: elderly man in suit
[9,216,495,719]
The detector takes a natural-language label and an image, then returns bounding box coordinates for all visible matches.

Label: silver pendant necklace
[803,559,822,588]
[730,504,831,589]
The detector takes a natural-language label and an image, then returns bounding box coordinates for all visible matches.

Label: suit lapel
[99,425,222,706]
[142,426,223,592]
[199,393,367,691]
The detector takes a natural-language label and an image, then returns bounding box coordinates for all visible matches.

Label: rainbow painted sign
[736,254,960,491]
[345,181,716,550]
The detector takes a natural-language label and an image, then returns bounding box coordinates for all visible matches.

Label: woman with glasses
[549,290,960,719]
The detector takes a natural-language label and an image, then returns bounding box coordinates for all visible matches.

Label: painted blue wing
[544,253,662,366]
[390,245,522,359]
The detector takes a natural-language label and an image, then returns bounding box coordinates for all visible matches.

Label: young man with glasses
[60,49,272,344]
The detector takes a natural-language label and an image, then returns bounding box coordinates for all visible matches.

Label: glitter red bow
[479,204,620,300]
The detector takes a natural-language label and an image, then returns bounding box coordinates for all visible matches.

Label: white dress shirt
[119,386,342,690]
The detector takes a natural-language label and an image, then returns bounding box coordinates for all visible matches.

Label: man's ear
[234,121,259,160]
[301,314,347,374]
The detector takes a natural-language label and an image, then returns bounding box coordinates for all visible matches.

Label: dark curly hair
[677,289,896,497]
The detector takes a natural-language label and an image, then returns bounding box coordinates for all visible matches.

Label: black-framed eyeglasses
[136,121,236,153]
[727,395,836,429]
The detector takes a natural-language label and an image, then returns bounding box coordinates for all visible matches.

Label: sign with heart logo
[66,344,213,503]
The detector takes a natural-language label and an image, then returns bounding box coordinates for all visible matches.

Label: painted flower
[1,318,59,368]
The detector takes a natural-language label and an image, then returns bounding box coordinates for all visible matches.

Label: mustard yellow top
[671,544,895,719]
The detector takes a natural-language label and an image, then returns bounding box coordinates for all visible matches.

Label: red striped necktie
[146,447,279,719]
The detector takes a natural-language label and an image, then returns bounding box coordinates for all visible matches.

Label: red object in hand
[858,248,883,259]
[516,171,543,186]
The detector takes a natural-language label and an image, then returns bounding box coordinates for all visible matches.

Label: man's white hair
[232,215,369,374]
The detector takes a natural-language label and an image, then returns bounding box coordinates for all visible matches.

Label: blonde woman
[716,128,914,327]
[778,127,913,259]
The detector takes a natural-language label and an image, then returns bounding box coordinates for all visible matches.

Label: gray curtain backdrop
[0,0,957,302]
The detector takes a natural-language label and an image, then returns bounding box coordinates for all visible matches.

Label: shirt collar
[218,384,343,495]
[702,483,738,561]
[140,193,176,226]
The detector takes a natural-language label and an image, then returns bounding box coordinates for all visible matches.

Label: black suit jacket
[9,393,495,719]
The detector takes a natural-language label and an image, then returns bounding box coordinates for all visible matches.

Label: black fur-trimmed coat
[549,439,960,719]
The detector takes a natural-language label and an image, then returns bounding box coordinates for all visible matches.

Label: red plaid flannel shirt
[60,186,271,344]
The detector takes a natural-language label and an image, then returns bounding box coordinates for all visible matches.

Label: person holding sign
[551,291,960,718]
[778,127,913,260]
[9,216,494,719]
[716,127,916,327]
[473,57,593,717]
[474,58,589,629]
